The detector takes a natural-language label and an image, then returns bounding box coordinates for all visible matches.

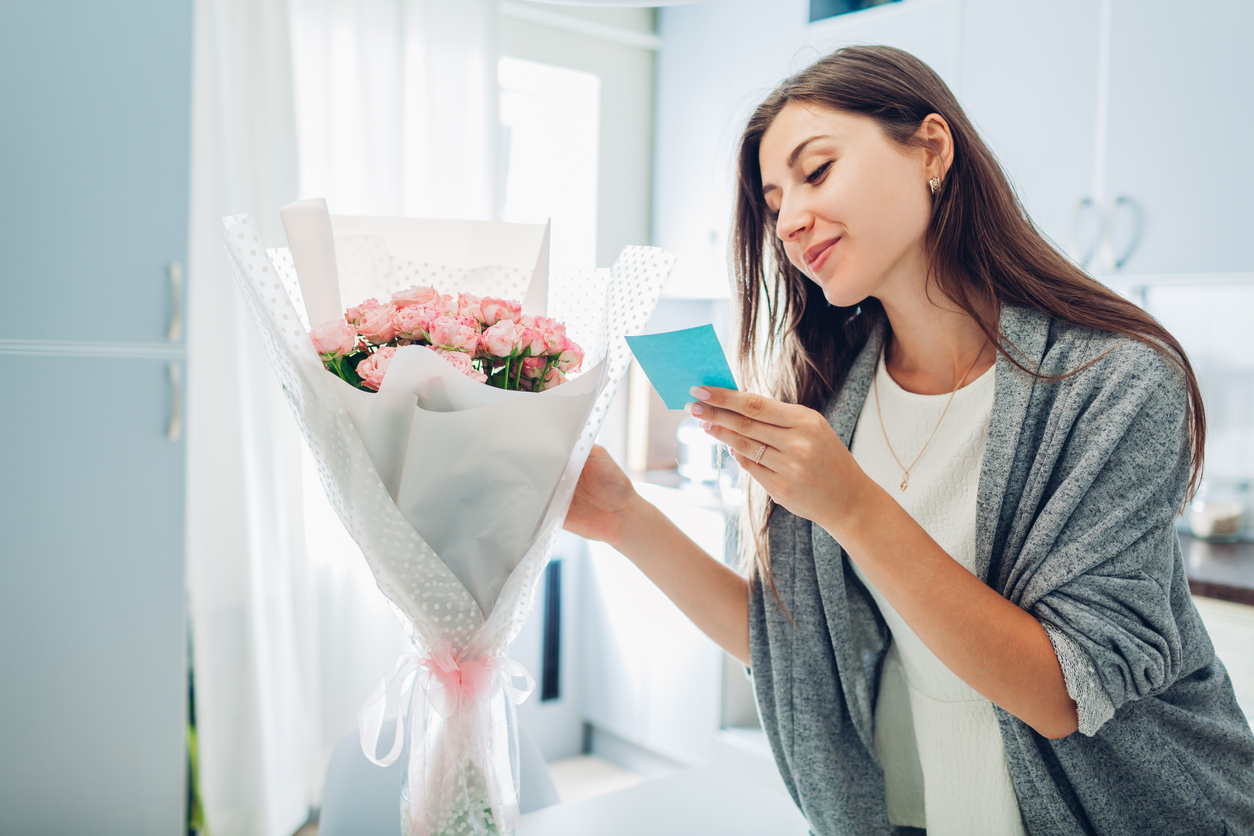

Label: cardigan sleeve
[1042,623,1116,735]
[1016,340,1194,729]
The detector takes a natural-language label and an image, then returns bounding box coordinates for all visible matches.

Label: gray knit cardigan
[747,304,1254,835]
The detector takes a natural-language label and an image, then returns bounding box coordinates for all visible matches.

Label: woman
[564,46,1254,835]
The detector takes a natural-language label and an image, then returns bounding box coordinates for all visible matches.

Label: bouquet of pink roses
[221,199,672,836]
[309,287,584,394]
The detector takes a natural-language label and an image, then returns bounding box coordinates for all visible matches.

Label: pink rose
[432,347,488,383]
[479,297,521,327]
[393,303,440,342]
[555,335,584,373]
[519,326,547,357]
[436,294,460,317]
[356,346,396,391]
[521,365,567,392]
[540,367,567,390]
[356,303,399,344]
[520,356,547,379]
[533,315,565,335]
[345,298,382,326]
[428,315,480,353]
[480,320,522,357]
[517,314,536,329]
[310,319,357,358]
[543,329,565,354]
[391,285,440,307]
[457,293,484,322]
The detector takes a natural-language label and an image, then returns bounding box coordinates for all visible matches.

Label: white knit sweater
[848,352,1028,836]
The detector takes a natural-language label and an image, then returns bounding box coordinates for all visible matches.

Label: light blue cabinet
[0,355,187,835]
[0,1,192,342]
[0,2,192,833]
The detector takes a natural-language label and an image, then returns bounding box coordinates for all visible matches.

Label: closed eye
[805,160,832,185]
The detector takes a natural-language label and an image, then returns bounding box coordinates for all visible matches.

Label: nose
[774,192,811,242]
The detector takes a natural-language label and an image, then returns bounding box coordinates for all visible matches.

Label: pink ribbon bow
[357,641,535,836]
[424,641,501,707]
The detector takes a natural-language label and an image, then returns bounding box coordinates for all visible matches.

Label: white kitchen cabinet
[959,0,1104,258]
[1102,0,1254,277]
[581,482,729,764]
[961,0,1254,280]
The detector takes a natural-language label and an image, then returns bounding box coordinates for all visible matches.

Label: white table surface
[517,764,811,835]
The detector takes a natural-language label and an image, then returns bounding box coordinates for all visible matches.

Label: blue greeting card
[625,324,739,410]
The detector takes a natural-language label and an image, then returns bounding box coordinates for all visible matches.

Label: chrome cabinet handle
[1099,195,1143,272]
[1069,197,1098,267]
[166,363,182,442]
[167,261,184,342]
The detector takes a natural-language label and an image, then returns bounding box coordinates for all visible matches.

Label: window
[499,57,600,272]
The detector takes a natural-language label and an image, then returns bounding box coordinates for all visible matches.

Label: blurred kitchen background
[2,1,1252,834]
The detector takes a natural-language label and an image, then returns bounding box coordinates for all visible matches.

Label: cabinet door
[1103,0,1254,276]
[0,1,193,343]
[960,0,1103,259]
[0,354,186,835]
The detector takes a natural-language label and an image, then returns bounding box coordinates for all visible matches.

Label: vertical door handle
[1099,196,1143,272]
[167,262,184,342]
[1069,197,1098,267]
[166,363,183,442]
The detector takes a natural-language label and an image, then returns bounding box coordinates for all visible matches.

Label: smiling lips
[804,237,840,273]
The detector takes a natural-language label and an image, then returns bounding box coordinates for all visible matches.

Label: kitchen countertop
[1181,533,1254,607]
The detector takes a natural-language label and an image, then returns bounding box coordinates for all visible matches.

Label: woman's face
[758,103,936,308]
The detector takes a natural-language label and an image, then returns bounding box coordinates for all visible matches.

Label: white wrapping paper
[220,204,673,835]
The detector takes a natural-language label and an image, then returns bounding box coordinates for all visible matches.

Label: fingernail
[700,420,713,431]
[690,386,711,400]
[687,402,705,416]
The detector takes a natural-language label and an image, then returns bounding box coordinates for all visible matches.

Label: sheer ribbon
[359,642,535,835]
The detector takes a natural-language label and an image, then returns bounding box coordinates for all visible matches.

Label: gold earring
[929,176,941,195]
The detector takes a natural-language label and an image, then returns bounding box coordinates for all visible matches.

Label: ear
[916,113,954,181]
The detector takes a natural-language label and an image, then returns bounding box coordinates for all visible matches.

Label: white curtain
[187,1,315,834]
[187,1,502,834]
[290,0,501,221]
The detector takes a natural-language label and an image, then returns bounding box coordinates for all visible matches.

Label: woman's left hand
[687,386,865,533]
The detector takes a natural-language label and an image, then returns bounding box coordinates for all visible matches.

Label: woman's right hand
[563,444,639,547]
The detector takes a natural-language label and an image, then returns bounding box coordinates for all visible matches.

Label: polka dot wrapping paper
[219,209,673,836]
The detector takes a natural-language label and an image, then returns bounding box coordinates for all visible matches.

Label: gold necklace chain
[873,339,988,492]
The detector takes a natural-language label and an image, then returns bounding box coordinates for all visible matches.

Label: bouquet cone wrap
[220,205,672,835]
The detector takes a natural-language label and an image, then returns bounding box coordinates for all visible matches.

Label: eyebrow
[761,134,832,196]
[787,135,830,168]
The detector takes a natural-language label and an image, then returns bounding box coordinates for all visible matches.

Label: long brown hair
[732,46,1205,601]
